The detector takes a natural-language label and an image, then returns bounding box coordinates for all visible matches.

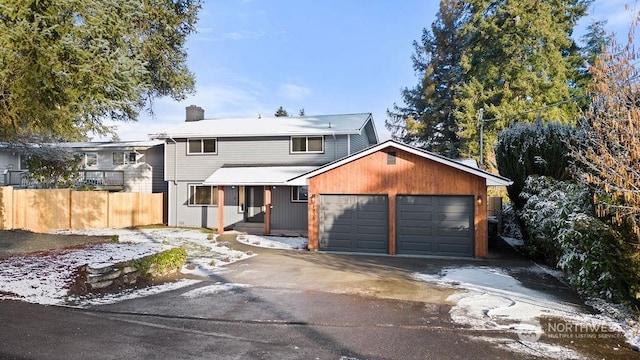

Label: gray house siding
[165,135,351,181]
[271,186,308,230]
[349,133,369,154]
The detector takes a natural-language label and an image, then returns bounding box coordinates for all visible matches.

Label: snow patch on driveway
[181,283,251,298]
[236,234,308,250]
[414,266,632,360]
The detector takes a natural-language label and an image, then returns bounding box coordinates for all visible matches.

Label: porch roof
[202,165,318,186]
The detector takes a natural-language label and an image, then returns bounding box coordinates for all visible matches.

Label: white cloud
[95,81,274,141]
[279,83,311,100]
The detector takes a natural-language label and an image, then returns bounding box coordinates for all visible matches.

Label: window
[291,136,323,153]
[112,152,137,165]
[291,186,308,202]
[84,153,98,167]
[188,185,218,206]
[188,138,217,154]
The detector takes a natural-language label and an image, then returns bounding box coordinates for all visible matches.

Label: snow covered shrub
[496,120,579,209]
[519,176,591,264]
[501,203,523,241]
[519,176,640,304]
[557,214,640,303]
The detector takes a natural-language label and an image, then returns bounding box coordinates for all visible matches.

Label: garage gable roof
[288,139,513,186]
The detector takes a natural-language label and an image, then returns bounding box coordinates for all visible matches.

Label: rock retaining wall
[70,249,184,296]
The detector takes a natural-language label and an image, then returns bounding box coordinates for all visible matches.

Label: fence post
[0,186,14,230]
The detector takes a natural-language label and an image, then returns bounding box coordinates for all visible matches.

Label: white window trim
[291,185,308,203]
[290,136,324,154]
[187,138,218,155]
[187,184,219,206]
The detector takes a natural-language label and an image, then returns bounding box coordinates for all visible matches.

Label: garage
[318,195,388,253]
[297,140,512,258]
[396,195,474,257]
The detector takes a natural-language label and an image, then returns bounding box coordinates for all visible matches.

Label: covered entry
[318,194,388,253]
[396,195,474,257]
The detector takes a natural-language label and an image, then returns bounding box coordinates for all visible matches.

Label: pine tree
[455,0,592,168]
[274,106,289,117]
[0,0,201,142]
[386,0,468,158]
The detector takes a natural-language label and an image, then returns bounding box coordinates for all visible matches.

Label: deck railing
[81,170,125,189]
[1,170,125,190]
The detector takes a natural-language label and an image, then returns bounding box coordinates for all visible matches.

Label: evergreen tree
[386,0,468,158]
[388,0,594,166]
[274,106,289,117]
[456,0,592,168]
[0,0,201,142]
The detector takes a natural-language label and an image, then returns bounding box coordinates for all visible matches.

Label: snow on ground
[0,242,170,305]
[414,266,637,359]
[0,227,302,307]
[236,233,308,250]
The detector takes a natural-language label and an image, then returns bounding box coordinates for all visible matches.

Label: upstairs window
[291,186,308,202]
[113,152,137,165]
[188,138,217,154]
[291,136,323,153]
[188,185,218,206]
[84,153,98,167]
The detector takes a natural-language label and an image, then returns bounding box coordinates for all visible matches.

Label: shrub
[495,120,579,209]
[519,176,640,304]
[133,247,188,277]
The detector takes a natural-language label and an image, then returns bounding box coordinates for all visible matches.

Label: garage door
[396,195,474,257]
[319,195,388,253]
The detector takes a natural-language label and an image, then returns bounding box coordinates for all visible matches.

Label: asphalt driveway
[0,230,637,359]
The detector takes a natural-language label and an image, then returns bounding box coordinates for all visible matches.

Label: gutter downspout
[332,132,337,160]
[167,136,178,227]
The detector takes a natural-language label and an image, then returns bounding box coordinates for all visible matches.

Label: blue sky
[106,0,632,141]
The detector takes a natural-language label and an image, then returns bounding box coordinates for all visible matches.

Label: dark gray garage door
[396,195,474,257]
[319,195,388,253]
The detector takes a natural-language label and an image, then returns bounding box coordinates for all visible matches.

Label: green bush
[133,247,188,276]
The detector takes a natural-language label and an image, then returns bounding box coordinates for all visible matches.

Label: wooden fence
[0,186,164,233]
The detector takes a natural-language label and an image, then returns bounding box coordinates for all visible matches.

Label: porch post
[264,186,272,235]
[217,186,224,234]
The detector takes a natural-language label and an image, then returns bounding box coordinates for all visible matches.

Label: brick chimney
[185,105,205,122]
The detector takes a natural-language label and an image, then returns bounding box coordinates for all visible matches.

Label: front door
[246,186,265,222]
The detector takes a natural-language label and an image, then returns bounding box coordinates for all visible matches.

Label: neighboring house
[0,140,166,194]
[151,106,379,231]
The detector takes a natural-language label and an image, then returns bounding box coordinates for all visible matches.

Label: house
[155,106,511,258]
[151,106,379,231]
[0,140,166,194]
